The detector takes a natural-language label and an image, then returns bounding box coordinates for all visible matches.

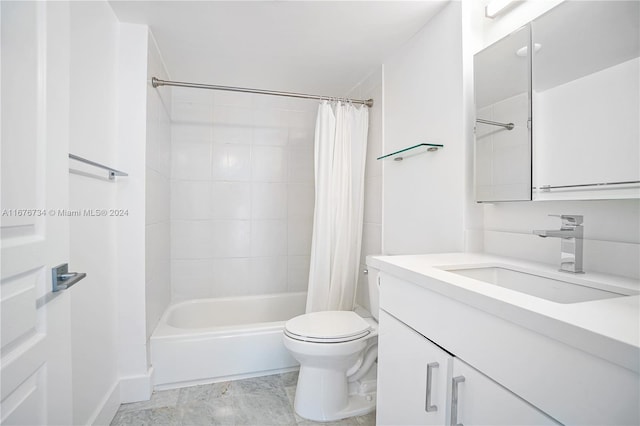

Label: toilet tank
[367,266,380,321]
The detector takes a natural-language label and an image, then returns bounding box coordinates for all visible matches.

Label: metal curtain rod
[151,77,374,108]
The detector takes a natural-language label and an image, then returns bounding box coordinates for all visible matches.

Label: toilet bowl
[283,267,380,422]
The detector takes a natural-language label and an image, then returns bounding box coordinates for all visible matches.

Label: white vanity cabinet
[377,311,559,426]
[377,310,452,425]
[449,359,558,425]
[374,264,640,426]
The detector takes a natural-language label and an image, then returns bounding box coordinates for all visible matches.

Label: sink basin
[445,266,629,304]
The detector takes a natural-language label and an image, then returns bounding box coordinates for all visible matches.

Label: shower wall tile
[253,127,289,146]
[173,86,214,105]
[249,257,288,294]
[171,180,212,221]
[287,147,314,182]
[211,182,251,220]
[287,256,310,292]
[172,140,212,180]
[171,259,214,300]
[287,183,314,218]
[287,217,313,256]
[251,146,287,182]
[171,89,316,300]
[171,220,213,259]
[211,143,252,181]
[172,100,214,124]
[211,258,251,297]
[172,123,213,143]
[251,220,287,256]
[211,220,251,258]
[251,183,287,219]
[146,38,173,345]
[214,91,253,107]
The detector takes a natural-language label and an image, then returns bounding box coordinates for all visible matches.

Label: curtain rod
[151,77,374,108]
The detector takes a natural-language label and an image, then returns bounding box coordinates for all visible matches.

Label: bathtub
[150,292,307,388]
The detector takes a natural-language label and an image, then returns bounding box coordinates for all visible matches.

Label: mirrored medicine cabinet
[473,1,640,203]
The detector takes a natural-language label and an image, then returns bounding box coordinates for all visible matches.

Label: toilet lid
[284,311,371,343]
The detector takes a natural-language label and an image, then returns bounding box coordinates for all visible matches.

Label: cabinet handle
[450,375,465,426]
[425,362,439,412]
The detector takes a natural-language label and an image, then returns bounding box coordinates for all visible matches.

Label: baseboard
[119,366,154,404]
[87,381,120,426]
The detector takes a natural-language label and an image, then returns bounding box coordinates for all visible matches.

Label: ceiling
[108,1,448,96]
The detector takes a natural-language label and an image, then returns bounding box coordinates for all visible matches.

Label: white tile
[213,105,253,126]
[171,140,212,181]
[171,101,214,124]
[251,220,287,256]
[213,91,253,107]
[288,126,315,147]
[171,220,213,259]
[146,169,167,225]
[211,220,251,257]
[211,182,251,219]
[287,217,313,256]
[211,258,251,297]
[287,256,310,292]
[157,114,172,176]
[253,95,296,110]
[287,183,314,218]
[171,259,214,300]
[360,223,382,264]
[249,257,287,294]
[172,123,213,143]
[288,147,314,182]
[253,127,288,146]
[253,108,287,128]
[172,86,214,105]
[363,175,382,224]
[212,124,253,145]
[251,146,287,182]
[171,180,212,220]
[211,143,251,181]
[251,182,287,219]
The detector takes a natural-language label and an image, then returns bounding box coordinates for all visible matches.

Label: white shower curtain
[306,101,369,313]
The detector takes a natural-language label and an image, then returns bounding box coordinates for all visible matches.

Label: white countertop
[367,252,640,373]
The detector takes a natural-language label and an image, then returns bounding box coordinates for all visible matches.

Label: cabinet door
[377,310,452,425]
[450,359,560,426]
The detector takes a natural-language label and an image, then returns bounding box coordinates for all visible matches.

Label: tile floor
[111,372,376,426]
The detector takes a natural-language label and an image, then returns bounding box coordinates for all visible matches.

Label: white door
[450,358,560,426]
[1,2,74,424]
[377,310,452,425]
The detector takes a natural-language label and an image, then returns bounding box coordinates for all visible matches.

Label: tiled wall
[170,88,316,300]
[351,67,384,312]
[145,34,172,339]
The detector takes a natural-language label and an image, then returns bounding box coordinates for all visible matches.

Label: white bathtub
[150,292,307,388]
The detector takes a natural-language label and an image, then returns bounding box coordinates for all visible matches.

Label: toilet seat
[284,311,372,343]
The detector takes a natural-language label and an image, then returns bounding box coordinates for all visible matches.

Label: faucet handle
[549,214,583,226]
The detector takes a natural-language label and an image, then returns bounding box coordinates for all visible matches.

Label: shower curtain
[306,101,369,313]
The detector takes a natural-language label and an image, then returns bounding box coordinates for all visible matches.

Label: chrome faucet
[533,214,584,273]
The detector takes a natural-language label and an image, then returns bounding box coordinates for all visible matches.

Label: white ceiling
[108,1,448,96]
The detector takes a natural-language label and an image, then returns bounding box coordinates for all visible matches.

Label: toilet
[283,267,380,422]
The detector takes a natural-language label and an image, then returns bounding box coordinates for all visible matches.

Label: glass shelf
[377,143,444,161]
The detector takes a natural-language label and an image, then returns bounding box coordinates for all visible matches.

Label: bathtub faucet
[533,214,584,274]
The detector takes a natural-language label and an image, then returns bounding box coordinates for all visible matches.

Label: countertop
[367,252,640,373]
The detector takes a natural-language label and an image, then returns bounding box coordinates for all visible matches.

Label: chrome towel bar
[475,118,514,130]
[69,153,128,180]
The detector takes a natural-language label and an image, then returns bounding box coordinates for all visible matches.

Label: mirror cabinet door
[474,25,532,202]
[531,0,640,199]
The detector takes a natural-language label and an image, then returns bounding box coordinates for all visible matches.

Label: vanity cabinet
[377,310,451,425]
[377,311,559,426]
[375,269,639,425]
